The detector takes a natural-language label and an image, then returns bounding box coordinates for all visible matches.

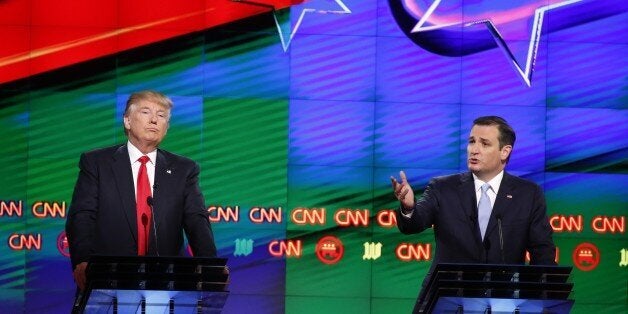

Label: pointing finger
[400,171,408,184]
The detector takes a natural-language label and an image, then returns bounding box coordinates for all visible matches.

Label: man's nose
[469,143,479,154]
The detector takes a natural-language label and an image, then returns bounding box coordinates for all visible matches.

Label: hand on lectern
[73,262,88,291]
[391,171,415,212]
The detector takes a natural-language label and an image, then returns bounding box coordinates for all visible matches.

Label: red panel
[117,28,183,54]
[29,26,117,75]
[31,0,117,28]
[118,0,205,31]
[0,0,295,85]
[0,26,30,83]
[0,0,31,26]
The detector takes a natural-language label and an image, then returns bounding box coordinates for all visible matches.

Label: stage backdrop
[0,0,626,313]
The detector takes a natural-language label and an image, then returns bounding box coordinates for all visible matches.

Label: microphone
[497,214,505,264]
[147,196,160,256]
[141,213,149,254]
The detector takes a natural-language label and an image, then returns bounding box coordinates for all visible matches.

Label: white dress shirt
[127,141,156,199]
[472,170,504,208]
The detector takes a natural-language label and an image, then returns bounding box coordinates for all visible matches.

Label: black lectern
[418,263,574,314]
[72,255,229,313]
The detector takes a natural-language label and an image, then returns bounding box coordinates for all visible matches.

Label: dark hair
[473,116,516,162]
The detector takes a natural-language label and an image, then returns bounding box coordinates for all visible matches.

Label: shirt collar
[127,140,157,165]
[472,170,504,194]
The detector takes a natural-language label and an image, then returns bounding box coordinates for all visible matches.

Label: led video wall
[0,0,626,313]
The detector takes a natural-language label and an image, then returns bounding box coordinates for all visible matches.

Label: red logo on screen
[572,242,600,271]
[57,231,70,257]
[315,236,344,265]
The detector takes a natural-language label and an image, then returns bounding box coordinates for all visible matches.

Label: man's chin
[468,165,483,175]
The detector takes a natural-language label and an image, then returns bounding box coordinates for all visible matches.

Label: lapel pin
[166,169,172,174]
[506,194,513,199]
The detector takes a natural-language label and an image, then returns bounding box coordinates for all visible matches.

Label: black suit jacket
[396,171,556,310]
[66,144,217,269]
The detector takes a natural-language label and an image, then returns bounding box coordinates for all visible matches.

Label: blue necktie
[478,183,492,240]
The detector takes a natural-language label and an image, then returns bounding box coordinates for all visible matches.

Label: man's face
[123,100,170,148]
[467,124,511,181]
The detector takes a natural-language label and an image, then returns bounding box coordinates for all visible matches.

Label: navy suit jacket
[66,144,217,269]
[396,171,556,309]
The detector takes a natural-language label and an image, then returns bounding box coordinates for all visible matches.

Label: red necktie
[136,155,152,255]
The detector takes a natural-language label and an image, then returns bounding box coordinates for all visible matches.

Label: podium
[72,255,229,314]
[418,263,574,314]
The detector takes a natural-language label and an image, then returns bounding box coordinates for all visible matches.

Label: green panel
[371,298,417,314]
[28,92,117,159]
[370,231,433,299]
[200,97,288,207]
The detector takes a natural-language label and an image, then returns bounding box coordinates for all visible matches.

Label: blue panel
[374,102,460,169]
[289,100,374,167]
[546,108,628,172]
[290,34,376,101]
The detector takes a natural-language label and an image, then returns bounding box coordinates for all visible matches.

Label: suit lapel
[153,149,172,231]
[485,172,515,238]
[111,145,138,243]
[458,172,483,245]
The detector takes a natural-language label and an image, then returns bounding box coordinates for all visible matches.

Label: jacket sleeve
[65,153,99,269]
[526,184,557,265]
[396,178,439,235]
[181,162,217,257]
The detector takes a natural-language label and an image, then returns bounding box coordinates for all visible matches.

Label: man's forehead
[470,125,499,138]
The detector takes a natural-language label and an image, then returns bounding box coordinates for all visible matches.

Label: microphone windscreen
[141,213,148,226]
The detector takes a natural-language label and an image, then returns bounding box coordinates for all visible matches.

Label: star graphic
[273,0,351,51]
[411,0,583,86]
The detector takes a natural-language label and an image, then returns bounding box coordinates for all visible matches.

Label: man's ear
[123,115,131,130]
[501,145,512,162]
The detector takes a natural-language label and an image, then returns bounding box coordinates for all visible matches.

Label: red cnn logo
[396,243,431,261]
[592,216,624,234]
[268,239,302,258]
[250,207,282,224]
[334,209,369,227]
[207,206,239,223]
[8,234,42,250]
[549,215,582,233]
[376,210,397,228]
[291,207,326,225]
[0,200,23,217]
[32,201,66,218]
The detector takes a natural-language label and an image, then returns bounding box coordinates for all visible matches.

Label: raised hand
[390,170,415,211]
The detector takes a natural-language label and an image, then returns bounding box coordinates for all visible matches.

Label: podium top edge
[88,255,228,266]
[433,263,572,274]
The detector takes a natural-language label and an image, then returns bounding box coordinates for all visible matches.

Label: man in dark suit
[66,90,217,291]
[390,116,556,313]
